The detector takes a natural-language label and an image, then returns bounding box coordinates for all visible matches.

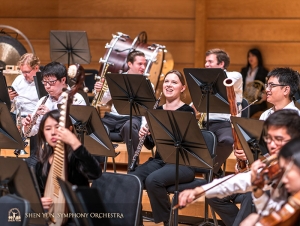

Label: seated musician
[129,70,198,226]
[93,50,147,169]
[22,62,86,156]
[178,109,300,226]
[33,110,101,210]
[241,138,300,225]
[203,67,300,226]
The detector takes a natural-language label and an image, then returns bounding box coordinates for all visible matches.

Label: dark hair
[164,70,186,86]
[278,138,300,169]
[264,109,300,139]
[126,51,145,64]
[37,110,73,176]
[267,67,300,100]
[247,48,264,68]
[41,61,67,81]
[206,49,230,69]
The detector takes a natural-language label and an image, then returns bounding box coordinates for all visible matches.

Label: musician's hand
[56,127,81,150]
[94,78,105,93]
[234,163,239,174]
[22,114,31,127]
[37,105,49,116]
[41,197,53,210]
[250,159,266,187]
[139,126,150,138]
[234,149,247,160]
[8,89,18,100]
[178,186,204,207]
[240,213,260,226]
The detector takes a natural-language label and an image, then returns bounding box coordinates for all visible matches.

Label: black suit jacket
[241,66,269,90]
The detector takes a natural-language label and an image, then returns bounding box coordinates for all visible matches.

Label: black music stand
[33,72,48,99]
[0,157,46,225]
[106,73,157,157]
[184,68,230,130]
[145,109,213,226]
[231,117,265,164]
[0,71,11,111]
[49,30,91,67]
[67,105,115,157]
[0,103,24,150]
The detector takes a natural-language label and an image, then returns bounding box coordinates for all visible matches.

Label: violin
[257,190,300,226]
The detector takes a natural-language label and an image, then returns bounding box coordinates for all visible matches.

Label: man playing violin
[178,109,300,226]
[93,50,147,169]
[241,138,300,226]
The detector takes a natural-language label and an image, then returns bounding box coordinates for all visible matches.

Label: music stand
[106,73,157,157]
[145,109,213,226]
[0,103,24,150]
[184,68,230,130]
[0,71,11,111]
[49,30,91,67]
[231,117,265,164]
[67,105,116,157]
[0,157,46,225]
[33,72,48,99]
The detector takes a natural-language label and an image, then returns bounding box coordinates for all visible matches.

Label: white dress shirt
[259,101,300,120]
[11,74,39,115]
[26,88,86,137]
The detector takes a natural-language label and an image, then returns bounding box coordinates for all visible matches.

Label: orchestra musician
[8,53,40,153]
[178,109,300,226]
[31,110,101,210]
[129,70,198,226]
[22,61,86,158]
[93,50,147,169]
[240,138,300,226]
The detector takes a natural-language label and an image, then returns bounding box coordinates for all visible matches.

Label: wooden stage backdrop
[1,0,300,103]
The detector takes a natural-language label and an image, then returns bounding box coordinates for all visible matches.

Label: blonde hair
[17,53,40,69]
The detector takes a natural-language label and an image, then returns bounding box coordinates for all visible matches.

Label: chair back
[0,194,30,226]
[91,172,142,226]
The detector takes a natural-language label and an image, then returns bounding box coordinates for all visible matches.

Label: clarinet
[23,95,49,138]
[129,93,162,171]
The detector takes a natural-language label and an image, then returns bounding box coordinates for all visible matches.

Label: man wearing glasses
[259,67,300,120]
[23,62,86,140]
[178,109,300,226]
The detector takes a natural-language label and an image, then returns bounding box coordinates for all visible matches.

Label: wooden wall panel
[207,20,300,42]
[207,0,300,19]
[58,0,195,19]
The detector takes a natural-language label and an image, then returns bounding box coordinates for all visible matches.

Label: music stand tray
[67,105,116,157]
[184,68,230,118]
[50,30,91,66]
[0,71,11,111]
[0,157,46,225]
[231,117,265,164]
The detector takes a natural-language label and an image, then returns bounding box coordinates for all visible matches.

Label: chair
[0,194,30,226]
[91,172,143,226]
[165,130,218,226]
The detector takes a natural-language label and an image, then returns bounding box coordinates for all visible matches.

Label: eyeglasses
[264,83,287,90]
[263,135,290,146]
[21,68,33,75]
[42,79,58,86]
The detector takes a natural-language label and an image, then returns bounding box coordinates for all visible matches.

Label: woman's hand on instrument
[234,149,247,160]
[178,187,204,207]
[41,197,53,210]
[22,114,32,128]
[56,126,81,150]
[94,78,105,93]
[37,105,49,116]
[139,126,150,138]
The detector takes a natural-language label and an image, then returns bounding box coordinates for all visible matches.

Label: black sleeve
[73,145,102,180]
